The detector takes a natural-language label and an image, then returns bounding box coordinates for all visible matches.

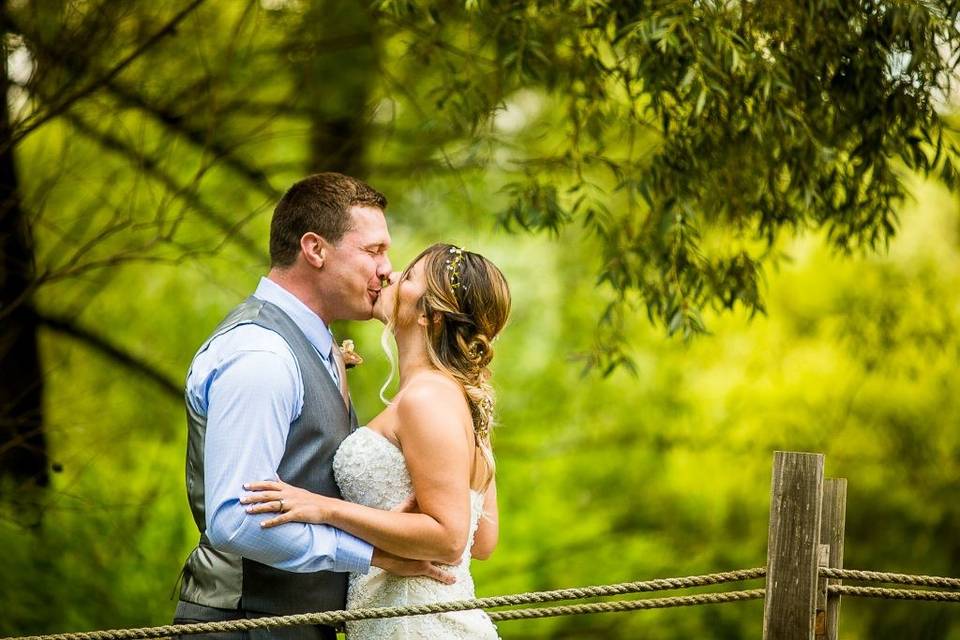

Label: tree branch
[32,309,182,401]
[5,2,281,200]
[99,78,281,198]
[1,0,209,147]
[61,109,268,263]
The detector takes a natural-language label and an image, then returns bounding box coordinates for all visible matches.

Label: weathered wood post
[816,478,847,640]
[763,451,824,640]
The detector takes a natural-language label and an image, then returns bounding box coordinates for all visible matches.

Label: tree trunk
[297,1,378,177]
[0,14,48,493]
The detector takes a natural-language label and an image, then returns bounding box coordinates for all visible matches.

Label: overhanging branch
[33,309,182,401]
[0,0,209,147]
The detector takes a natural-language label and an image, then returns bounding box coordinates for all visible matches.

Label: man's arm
[195,331,373,574]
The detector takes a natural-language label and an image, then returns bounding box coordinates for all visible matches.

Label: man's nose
[377,257,394,282]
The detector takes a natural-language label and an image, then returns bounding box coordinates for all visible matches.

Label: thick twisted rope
[829,585,960,602]
[820,568,960,590]
[488,589,766,620]
[1,568,766,640]
[10,566,960,639]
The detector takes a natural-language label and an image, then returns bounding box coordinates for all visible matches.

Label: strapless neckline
[357,425,400,449]
[354,426,485,498]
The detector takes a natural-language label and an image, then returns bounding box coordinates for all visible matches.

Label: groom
[173,173,449,640]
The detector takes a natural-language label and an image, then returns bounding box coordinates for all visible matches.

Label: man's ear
[301,232,327,269]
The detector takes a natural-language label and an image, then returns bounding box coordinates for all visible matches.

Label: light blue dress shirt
[186,277,372,574]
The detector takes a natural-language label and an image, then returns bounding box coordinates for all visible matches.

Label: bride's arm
[243,378,473,564]
[471,479,498,560]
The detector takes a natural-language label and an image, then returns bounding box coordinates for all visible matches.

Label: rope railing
[1,568,767,640]
[828,585,960,602]
[487,589,766,621]
[14,452,960,639]
[820,567,960,589]
[819,566,960,603]
[5,564,960,640]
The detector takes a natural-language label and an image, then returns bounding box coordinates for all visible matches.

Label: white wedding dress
[333,426,500,639]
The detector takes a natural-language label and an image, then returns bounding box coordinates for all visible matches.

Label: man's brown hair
[270,172,387,267]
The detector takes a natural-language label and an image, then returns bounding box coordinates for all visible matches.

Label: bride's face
[373,257,428,328]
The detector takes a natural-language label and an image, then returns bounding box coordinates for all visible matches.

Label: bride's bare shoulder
[395,372,470,428]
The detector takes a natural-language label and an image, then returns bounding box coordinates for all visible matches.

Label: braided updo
[393,243,511,489]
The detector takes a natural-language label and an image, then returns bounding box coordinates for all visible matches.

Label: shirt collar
[253,277,335,358]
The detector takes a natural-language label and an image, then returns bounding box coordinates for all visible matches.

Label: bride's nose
[382,271,401,288]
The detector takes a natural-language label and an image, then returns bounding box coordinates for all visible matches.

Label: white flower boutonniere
[339,339,363,369]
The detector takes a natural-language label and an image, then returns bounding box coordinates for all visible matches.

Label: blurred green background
[2,2,959,638]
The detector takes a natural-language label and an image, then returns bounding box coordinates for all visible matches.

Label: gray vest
[179,296,358,615]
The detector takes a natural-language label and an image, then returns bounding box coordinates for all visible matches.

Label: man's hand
[372,548,456,585]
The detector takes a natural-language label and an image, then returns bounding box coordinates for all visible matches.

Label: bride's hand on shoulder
[241,480,334,528]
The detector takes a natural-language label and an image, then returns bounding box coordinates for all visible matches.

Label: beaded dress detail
[333,427,499,639]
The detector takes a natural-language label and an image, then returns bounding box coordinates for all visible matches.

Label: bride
[241,243,511,638]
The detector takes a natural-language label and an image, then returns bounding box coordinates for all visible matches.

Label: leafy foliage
[1,2,959,639]
[381,0,960,345]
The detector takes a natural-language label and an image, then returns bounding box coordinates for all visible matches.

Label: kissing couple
[173,172,510,639]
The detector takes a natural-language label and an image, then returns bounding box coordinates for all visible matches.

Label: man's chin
[357,308,377,322]
[340,304,375,323]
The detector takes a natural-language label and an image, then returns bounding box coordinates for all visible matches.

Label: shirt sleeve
[198,336,373,574]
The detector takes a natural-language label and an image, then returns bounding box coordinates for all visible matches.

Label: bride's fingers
[245,500,283,514]
[240,491,281,504]
[244,481,283,492]
[260,512,294,528]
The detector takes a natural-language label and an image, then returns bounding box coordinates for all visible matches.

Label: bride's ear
[417,312,442,327]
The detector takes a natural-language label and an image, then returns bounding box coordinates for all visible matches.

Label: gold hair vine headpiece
[473,396,494,442]
[445,246,466,291]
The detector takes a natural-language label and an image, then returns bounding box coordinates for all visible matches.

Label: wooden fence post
[763,451,825,640]
[816,478,847,640]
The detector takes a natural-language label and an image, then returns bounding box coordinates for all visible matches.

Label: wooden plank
[817,478,847,640]
[763,451,825,640]
[816,543,830,638]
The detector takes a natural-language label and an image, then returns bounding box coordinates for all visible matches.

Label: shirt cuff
[333,529,374,574]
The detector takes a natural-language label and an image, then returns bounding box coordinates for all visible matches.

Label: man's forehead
[347,205,391,244]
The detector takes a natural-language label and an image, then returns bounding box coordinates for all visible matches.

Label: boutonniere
[339,339,363,369]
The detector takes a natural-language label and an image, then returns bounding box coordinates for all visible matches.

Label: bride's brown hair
[391,243,511,490]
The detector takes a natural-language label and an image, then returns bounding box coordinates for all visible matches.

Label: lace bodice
[333,427,499,639]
